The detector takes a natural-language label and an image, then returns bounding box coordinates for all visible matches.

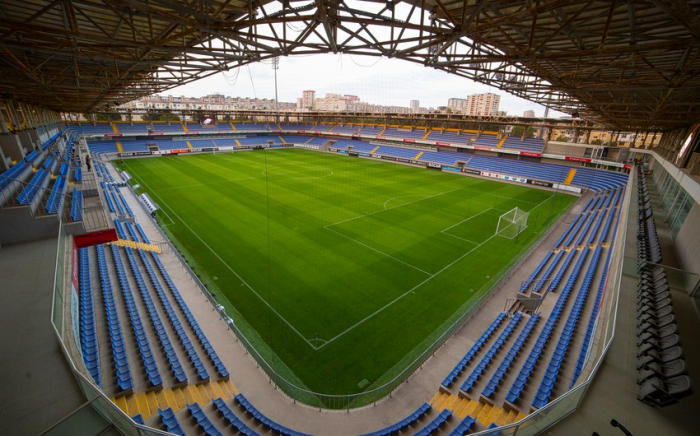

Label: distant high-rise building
[523,110,536,118]
[410,100,420,112]
[447,98,467,113]
[302,90,316,109]
[465,92,500,116]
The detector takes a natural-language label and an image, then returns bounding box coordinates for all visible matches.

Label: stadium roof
[1,0,699,131]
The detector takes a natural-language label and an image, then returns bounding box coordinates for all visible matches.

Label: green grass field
[120,148,575,396]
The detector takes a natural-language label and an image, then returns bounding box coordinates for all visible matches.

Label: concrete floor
[0,238,113,435]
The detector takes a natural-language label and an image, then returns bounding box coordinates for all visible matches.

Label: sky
[163,53,568,118]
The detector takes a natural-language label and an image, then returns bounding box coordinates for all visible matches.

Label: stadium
[0,1,699,436]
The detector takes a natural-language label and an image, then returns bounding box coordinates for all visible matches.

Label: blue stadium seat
[158,407,186,436]
[235,394,312,436]
[413,409,452,436]
[357,402,431,436]
[460,313,523,393]
[96,244,133,391]
[449,415,477,436]
[212,398,260,436]
[481,313,540,398]
[441,313,507,388]
[79,248,101,387]
[109,244,163,387]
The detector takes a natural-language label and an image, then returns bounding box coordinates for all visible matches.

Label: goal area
[496,207,530,239]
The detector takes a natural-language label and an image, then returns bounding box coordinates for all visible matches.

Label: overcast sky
[164,53,567,118]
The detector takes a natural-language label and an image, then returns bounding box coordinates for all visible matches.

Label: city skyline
[162,53,567,118]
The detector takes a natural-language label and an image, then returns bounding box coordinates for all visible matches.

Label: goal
[496,207,530,239]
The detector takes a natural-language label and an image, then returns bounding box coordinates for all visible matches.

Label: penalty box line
[316,193,556,351]
[316,232,499,350]
[440,207,505,244]
[323,188,463,277]
[136,175,322,351]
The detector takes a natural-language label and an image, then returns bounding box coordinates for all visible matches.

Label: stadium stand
[280,123,315,130]
[152,123,185,133]
[109,244,164,388]
[235,393,311,436]
[116,123,149,134]
[501,137,545,153]
[442,313,507,388]
[481,314,540,398]
[332,124,360,134]
[233,123,270,131]
[413,409,452,436]
[95,244,134,393]
[79,248,101,387]
[70,123,114,135]
[635,167,694,407]
[17,170,49,205]
[449,415,477,436]
[70,189,83,221]
[159,407,186,435]
[187,402,224,436]
[381,127,426,139]
[357,125,384,135]
[505,248,590,405]
[473,135,500,148]
[460,313,523,393]
[425,130,476,144]
[532,246,603,408]
[358,403,432,436]
[123,245,189,383]
[45,176,67,214]
[212,398,261,436]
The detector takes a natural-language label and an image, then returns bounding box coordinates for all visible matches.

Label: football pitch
[120,148,576,396]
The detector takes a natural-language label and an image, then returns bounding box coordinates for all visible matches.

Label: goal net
[496,207,529,239]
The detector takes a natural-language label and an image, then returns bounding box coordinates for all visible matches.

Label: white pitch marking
[135,175,320,350]
[315,192,556,350]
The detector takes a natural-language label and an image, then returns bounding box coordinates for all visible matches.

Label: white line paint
[326,188,462,228]
[315,192,556,349]
[316,232,499,350]
[135,174,320,350]
[324,226,434,276]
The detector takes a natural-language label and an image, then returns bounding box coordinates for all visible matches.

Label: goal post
[496,207,530,239]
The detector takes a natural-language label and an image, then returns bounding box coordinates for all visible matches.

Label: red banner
[520,151,542,157]
[435,141,451,146]
[74,229,118,248]
[623,164,632,170]
[475,146,492,151]
[564,156,592,163]
[147,133,164,136]
[403,138,416,143]
[104,133,123,137]
[481,171,501,178]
